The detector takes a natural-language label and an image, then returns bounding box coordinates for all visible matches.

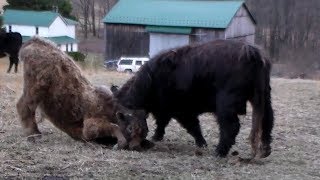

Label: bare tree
[72,0,118,38]
[91,0,97,37]
[97,0,107,37]
[73,0,90,39]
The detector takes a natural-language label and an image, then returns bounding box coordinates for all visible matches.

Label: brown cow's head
[116,108,154,151]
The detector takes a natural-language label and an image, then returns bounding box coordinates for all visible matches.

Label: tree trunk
[91,0,96,37]
[80,0,90,39]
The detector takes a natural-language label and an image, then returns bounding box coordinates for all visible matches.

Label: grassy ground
[0,58,320,179]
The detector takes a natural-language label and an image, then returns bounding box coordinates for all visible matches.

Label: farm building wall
[105,24,149,60]
[57,43,78,52]
[66,25,76,39]
[190,28,225,44]
[149,33,189,57]
[225,5,255,44]
[48,17,70,38]
[5,24,49,37]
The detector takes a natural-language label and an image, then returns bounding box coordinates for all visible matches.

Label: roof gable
[64,18,78,25]
[3,9,78,27]
[104,0,246,29]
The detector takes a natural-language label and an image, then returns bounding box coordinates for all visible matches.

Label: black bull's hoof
[113,139,155,151]
[131,139,155,151]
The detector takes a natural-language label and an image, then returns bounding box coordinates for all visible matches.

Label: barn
[103,0,256,61]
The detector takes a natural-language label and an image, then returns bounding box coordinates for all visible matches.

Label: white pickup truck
[117,56,149,73]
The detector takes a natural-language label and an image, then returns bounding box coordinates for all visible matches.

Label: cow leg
[16,94,41,136]
[7,59,14,73]
[177,115,207,147]
[215,93,240,157]
[14,61,18,73]
[83,118,127,149]
[152,114,171,141]
[215,112,240,157]
[9,56,19,73]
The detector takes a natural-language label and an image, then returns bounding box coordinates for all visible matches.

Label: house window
[35,27,39,35]
[66,44,69,52]
[70,43,73,52]
[9,25,12,32]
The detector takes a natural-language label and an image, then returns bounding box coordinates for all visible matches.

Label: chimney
[52,5,59,13]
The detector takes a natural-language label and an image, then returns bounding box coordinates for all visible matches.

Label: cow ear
[110,84,119,94]
[116,111,126,122]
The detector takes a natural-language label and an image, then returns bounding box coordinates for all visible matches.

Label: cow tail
[249,46,274,158]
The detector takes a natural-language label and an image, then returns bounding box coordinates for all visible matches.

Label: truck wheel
[124,69,133,74]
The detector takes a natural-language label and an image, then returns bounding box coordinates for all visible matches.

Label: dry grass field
[0,57,320,179]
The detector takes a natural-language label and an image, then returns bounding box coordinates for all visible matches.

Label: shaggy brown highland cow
[16,37,152,150]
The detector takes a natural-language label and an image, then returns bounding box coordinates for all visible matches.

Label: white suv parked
[117,56,149,73]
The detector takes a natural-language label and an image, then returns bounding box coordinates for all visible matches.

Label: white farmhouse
[3,9,78,52]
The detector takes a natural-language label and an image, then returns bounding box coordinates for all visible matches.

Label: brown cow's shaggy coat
[17,37,150,150]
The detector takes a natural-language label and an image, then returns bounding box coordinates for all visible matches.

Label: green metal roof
[4,9,78,27]
[64,18,78,25]
[146,25,191,34]
[22,36,77,44]
[104,0,245,29]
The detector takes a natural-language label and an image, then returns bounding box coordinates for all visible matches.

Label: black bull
[112,40,274,158]
[0,32,23,73]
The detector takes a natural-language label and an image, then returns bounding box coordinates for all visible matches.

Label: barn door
[149,33,189,58]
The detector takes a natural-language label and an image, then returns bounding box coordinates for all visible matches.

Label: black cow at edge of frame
[111,39,274,159]
[0,32,23,73]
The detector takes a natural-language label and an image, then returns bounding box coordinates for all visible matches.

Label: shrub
[68,52,86,62]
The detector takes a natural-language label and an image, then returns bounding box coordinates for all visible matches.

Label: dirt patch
[0,59,320,179]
